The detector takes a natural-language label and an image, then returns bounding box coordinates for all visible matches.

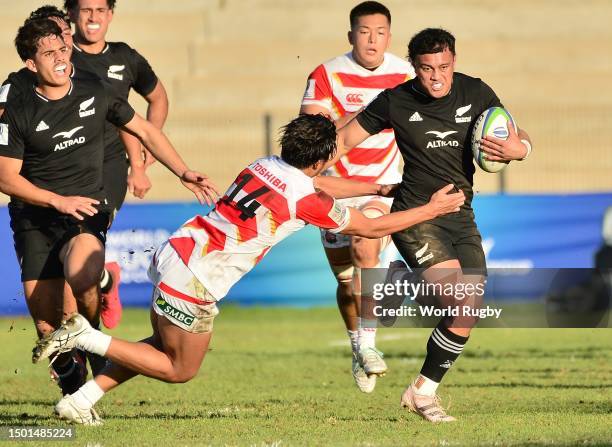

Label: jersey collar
[33,78,73,102]
[73,42,110,55]
[346,51,389,75]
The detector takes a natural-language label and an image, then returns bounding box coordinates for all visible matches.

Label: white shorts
[320,195,393,249]
[149,242,219,333]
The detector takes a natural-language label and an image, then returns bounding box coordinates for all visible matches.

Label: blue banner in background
[1,193,610,315]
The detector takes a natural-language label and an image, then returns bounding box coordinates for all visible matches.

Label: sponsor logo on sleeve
[0,84,10,103]
[328,200,348,225]
[0,123,8,145]
[304,79,316,99]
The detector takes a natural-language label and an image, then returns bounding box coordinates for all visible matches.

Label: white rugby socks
[77,328,112,357]
[72,380,105,410]
[347,330,359,354]
[413,374,440,397]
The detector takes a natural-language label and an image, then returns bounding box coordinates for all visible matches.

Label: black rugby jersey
[71,42,158,161]
[357,72,502,218]
[0,77,135,214]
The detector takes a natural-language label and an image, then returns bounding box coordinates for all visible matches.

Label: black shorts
[11,210,110,282]
[103,155,129,223]
[391,211,486,273]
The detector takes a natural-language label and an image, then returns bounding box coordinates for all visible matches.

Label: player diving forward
[33,113,465,425]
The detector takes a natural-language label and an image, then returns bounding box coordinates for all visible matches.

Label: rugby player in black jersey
[0,18,216,401]
[64,0,170,329]
[336,28,532,422]
[0,6,109,396]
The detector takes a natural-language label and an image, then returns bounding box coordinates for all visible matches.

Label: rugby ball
[471,107,517,173]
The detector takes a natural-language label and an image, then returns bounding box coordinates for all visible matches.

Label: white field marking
[328,331,423,347]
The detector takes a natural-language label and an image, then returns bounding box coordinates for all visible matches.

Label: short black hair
[408,28,456,62]
[280,115,337,169]
[64,0,116,11]
[350,1,391,29]
[27,5,70,25]
[15,18,64,61]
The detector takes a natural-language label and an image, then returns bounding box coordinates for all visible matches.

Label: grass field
[1,307,611,446]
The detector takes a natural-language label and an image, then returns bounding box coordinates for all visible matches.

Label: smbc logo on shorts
[155,297,195,326]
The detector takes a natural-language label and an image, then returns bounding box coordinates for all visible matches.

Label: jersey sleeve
[295,191,351,233]
[0,105,26,160]
[0,70,34,108]
[300,64,333,111]
[355,89,392,136]
[105,86,136,127]
[480,80,503,109]
[129,47,159,97]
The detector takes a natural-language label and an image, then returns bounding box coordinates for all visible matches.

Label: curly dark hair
[27,5,70,25]
[408,28,456,62]
[350,1,391,28]
[64,0,116,11]
[280,114,337,169]
[15,18,64,61]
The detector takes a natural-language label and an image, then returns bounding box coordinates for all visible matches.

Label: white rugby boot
[55,394,103,426]
[33,314,92,364]
[400,384,456,423]
[352,353,376,393]
[358,346,388,376]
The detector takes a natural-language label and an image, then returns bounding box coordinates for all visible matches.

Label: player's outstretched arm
[314,175,398,199]
[122,114,219,205]
[0,156,99,220]
[340,184,465,238]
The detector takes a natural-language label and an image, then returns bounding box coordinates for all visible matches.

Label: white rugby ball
[471,107,517,173]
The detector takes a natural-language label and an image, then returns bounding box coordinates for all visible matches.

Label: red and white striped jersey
[150,156,351,300]
[301,52,414,184]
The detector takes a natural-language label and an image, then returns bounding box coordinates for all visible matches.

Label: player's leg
[60,233,105,325]
[352,199,391,378]
[46,286,217,424]
[23,278,84,389]
[99,155,130,329]
[393,223,464,422]
[15,223,88,396]
[321,232,375,391]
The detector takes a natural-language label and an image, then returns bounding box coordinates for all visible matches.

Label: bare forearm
[0,174,59,208]
[140,129,189,178]
[314,176,380,199]
[344,204,436,238]
[121,130,145,168]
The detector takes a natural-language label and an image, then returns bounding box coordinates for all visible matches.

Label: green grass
[1,307,611,446]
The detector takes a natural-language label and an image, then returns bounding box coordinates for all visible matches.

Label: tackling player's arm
[314,175,397,199]
[340,184,464,238]
[0,156,99,220]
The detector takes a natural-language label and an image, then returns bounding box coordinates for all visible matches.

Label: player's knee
[332,263,354,285]
[167,367,199,384]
